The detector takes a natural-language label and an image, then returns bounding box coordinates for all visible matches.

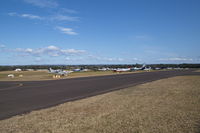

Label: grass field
[0,71,53,81]
[0,70,142,81]
[195,69,200,72]
[0,75,200,133]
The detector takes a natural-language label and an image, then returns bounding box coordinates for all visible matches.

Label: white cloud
[8,12,17,16]
[35,57,42,62]
[51,14,79,21]
[46,45,59,50]
[60,8,78,14]
[0,44,5,48]
[8,12,43,20]
[103,57,124,62]
[56,26,78,35]
[24,0,58,8]
[13,0,80,36]
[159,57,194,61]
[8,12,79,22]
[65,57,84,61]
[131,58,141,61]
[1,45,146,64]
[61,49,85,54]
[88,55,125,62]
[21,14,43,20]
[24,48,33,53]
[14,45,85,57]
[65,57,71,61]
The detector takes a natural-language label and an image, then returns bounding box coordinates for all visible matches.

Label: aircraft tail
[49,68,54,72]
[141,64,146,70]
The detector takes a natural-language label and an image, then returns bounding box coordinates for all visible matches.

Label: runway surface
[0,70,199,120]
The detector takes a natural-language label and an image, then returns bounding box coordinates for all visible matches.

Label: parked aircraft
[49,68,73,76]
[114,68,131,72]
[144,67,151,71]
[73,68,81,72]
[131,64,146,71]
[114,64,148,72]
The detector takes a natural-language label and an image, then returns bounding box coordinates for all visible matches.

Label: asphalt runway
[0,70,199,120]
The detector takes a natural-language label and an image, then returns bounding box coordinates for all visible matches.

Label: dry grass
[195,69,200,72]
[0,70,143,81]
[0,71,53,81]
[1,75,200,133]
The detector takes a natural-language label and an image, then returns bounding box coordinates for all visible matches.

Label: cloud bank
[8,0,80,35]
[56,26,77,35]
[15,45,85,57]
[159,57,194,62]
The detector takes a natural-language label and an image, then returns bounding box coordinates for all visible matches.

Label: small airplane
[131,64,146,71]
[49,68,73,76]
[114,68,131,72]
[143,67,151,71]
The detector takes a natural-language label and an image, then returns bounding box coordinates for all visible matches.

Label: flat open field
[1,75,200,133]
[0,70,144,81]
[0,71,52,81]
[195,69,200,72]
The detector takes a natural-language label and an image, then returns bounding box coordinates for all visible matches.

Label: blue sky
[0,0,200,65]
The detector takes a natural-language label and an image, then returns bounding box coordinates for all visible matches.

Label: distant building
[81,69,90,72]
[15,68,22,71]
[73,68,81,72]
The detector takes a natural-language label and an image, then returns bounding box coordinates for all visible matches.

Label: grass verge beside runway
[0,70,144,81]
[0,71,52,81]
[1,75,200,133]
[195,69,200,72]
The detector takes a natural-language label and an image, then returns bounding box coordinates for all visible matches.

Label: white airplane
[131,64,146,71]
[114,68,131,72]
[49,68,73,76]
[144,67,151,71]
